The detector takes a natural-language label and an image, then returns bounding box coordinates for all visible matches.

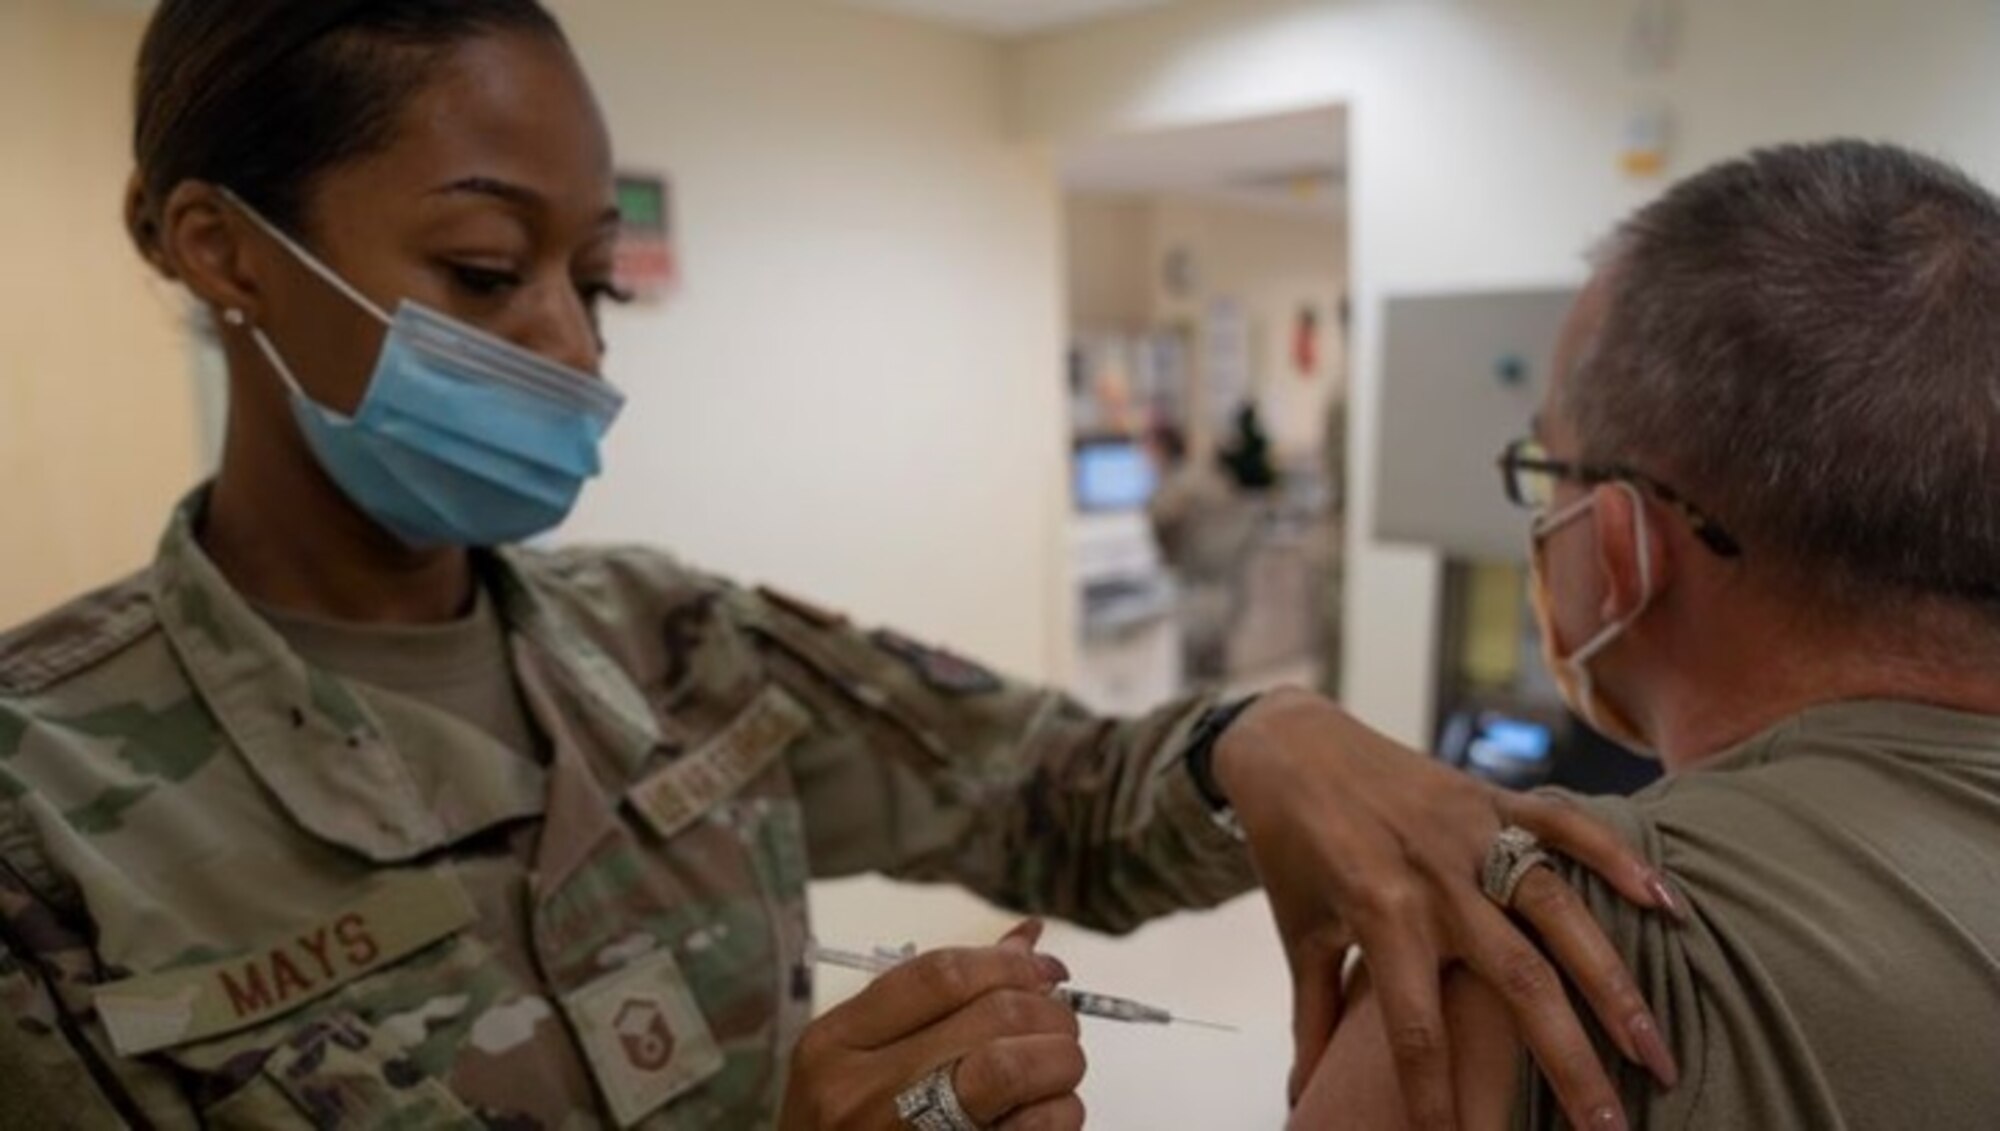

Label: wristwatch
[1182,695,1261,842]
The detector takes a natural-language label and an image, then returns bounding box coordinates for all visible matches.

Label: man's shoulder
[1565,702,2000,870]
[1536,713,2000,1128]
[0,570,163,700]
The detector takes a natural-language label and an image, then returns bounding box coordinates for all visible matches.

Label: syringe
[810,942,1237,1033]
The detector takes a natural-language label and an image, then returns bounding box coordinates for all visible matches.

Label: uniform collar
[150,492,661,862]
[486,545,663,780]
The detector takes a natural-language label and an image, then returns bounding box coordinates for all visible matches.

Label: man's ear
[153,180,270,324]
[1592,482,1672,624]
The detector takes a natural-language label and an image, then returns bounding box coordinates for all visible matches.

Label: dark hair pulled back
[128,0,563,267]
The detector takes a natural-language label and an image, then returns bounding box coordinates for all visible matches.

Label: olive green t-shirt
[1518,700,2000,1130]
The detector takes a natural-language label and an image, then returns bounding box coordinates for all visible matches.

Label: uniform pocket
[258,1009,482,1130]
[186,1008,476,1130]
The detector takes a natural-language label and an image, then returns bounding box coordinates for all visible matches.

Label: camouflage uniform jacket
[0,501,1257,1129]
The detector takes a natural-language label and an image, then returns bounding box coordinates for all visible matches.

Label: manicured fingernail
[1589,1105,1627,1130]
[1647,875,1689,922]
[1629,1014,1680,1088]
[999,919,1045,952]
[1036,954,1071,984]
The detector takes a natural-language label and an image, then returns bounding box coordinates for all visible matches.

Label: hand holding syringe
[811,941,1237,1033]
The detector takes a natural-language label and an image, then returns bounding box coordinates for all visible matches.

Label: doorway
[1058,105,1350,715]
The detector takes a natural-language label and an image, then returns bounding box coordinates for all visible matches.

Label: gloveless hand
[780,921,1088,1131]
[1216,688,1683,1131]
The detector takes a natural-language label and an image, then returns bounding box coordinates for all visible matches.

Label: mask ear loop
[217,302,319,408]
[216,187,394,326]
[244,324,334,414]
[215,188,387,420]
[1567,480,1655,668]
[1531,490,1599,542]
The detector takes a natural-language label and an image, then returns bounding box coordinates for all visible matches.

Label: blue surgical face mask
[220,188,625,549]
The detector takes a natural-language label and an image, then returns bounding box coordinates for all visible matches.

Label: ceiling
[834,0,1180,38]
[1062,106,1348,216]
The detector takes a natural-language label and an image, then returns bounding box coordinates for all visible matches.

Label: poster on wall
[614,173,677,302]
[1293,304,1321,378]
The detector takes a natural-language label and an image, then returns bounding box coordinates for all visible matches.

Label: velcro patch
[627,686,812,840]
[870,629,1004,696]
[93,870,476,1057]
[565,946,725,1127]
[0,578,155,694]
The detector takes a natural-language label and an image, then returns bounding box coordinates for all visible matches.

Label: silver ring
[1481,825,1554,908]
[895,1062,981,1131]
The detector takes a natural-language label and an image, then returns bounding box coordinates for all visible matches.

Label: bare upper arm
[1288,965,1525,1131]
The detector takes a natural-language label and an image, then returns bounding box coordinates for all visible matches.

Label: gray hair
[1570,140,2000,612]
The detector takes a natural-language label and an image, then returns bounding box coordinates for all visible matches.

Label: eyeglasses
[1497,437,1744,558]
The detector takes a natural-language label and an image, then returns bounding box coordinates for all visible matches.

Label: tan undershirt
[257,583,542,765]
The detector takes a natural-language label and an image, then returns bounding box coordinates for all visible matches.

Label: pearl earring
[222,308,246,327]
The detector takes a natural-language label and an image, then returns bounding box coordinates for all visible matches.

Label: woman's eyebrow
[430,175,542,209]
[430,176,621,226]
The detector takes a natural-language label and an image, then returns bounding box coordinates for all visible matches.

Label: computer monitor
[1438,708,1556,790]
[1074,440,1158,512]
[1469,716,1554,775]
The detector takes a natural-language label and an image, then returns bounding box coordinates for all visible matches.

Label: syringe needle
[1169,1015,1239,1033]
[810,944,900,975]
[811,941,1239,1035]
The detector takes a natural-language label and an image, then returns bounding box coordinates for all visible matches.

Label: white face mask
[1528,482,1658,758]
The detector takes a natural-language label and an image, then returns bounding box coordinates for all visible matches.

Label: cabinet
[1374,288,1575,561]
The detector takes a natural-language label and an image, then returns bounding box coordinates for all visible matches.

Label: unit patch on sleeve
[870,629,1004,696]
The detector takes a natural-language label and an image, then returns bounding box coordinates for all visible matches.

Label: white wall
[555,0,1067,684]
[0,0,203,626]
[1065,194,1155,331]
[1017,0,2000,747]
